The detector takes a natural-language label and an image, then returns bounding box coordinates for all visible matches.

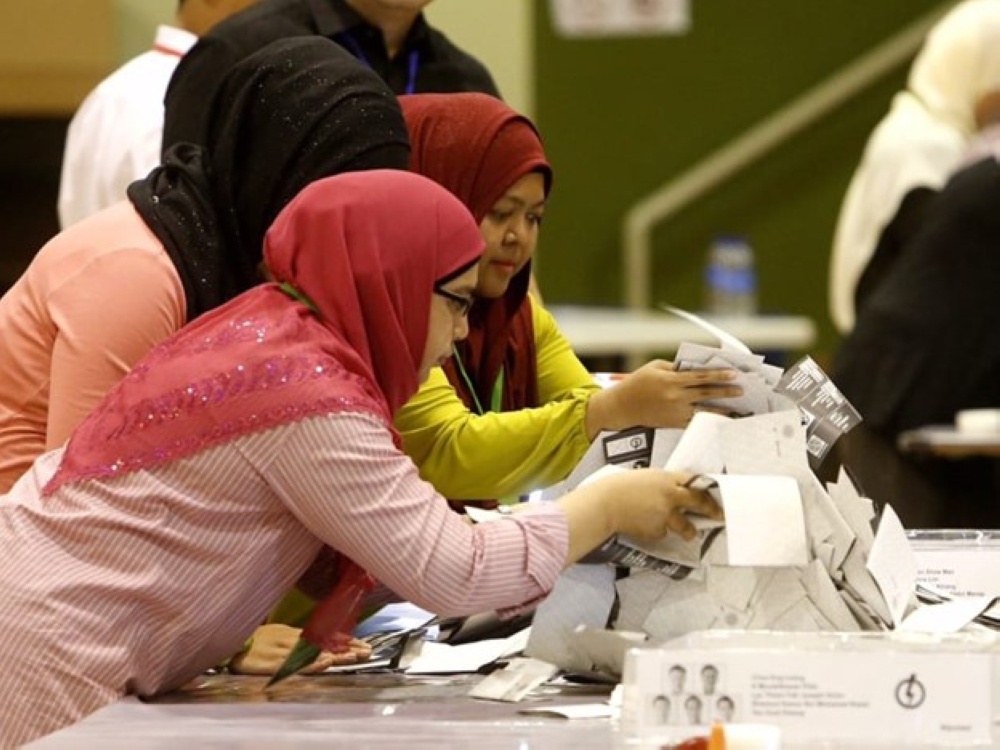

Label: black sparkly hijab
[128,37,411,320]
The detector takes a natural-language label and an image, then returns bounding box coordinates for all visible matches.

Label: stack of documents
[527,310,995,671]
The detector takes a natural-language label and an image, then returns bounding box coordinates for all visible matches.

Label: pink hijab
[46,170,484,493]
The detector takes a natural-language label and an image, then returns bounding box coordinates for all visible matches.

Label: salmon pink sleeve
[46,246,185,448]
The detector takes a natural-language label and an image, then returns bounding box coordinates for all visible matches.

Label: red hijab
[400,93,552,412]
[46,171,484,493]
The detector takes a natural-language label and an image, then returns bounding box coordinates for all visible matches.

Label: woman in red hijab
[0,170,719,745]
[396,94,741,504]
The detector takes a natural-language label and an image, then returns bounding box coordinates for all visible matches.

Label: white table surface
[548,306,816,359]
[28,674,995,750]
[27,675,617,750]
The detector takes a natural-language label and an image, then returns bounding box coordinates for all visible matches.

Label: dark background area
[0,118,66,295]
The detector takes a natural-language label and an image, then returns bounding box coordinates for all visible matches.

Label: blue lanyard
[339,31,420,95]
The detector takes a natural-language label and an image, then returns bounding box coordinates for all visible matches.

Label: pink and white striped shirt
[0,412,568,746]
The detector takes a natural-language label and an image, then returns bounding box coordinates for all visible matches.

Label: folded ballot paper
[525,307,997,673]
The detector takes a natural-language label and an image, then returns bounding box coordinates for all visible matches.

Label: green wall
[534,0,947,361]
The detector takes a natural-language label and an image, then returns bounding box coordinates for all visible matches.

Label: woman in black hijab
[0,36,409,493]
[129,35,411,318]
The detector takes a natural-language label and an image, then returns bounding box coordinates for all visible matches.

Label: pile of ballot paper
[524,310,993,673]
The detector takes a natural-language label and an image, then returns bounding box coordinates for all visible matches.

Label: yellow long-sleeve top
[396,302,600,500]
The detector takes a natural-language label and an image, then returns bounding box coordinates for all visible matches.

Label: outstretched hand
[228,623,373,675]
[586,360,742,437]
[558,467,724,564]
[599,468,723,541]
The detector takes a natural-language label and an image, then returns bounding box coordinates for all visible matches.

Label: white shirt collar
[153,25,198,58]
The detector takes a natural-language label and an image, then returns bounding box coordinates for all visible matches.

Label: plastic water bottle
[704,234,757,316]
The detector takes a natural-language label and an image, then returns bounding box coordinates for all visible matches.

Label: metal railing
[622,2,954,310]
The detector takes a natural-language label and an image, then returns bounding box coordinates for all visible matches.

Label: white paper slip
[468,657,558,703]
[899,596,997,633]
[745,568,810,630]
[464,506,505,524]
[518,703,615,719]
[661,304,752,353]
[800,559,862,632]
[709,474,808,567]
[718,410,810,476]
[840,544,892,627]
[827,468,876,554]
[525,564,617,671]
[803,473,855,573]
[706,565,759,613]
[619,513,724,567]
[674,344,771,417]
[663,411,730,474]
[565,626,648,679]
[405,627,528,674]
[866,504,917,627]
[641,579,747,641]
[615,570,676,632]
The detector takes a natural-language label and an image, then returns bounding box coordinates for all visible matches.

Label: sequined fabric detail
[190,316,272,353]
[121,316,275,388]
[43,351,386,496]
[104,354,332,443]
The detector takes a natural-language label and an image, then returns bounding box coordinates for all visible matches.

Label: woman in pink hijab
[0,170,718,744]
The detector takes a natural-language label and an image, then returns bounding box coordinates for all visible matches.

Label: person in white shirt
[57,0,258,229]
[828,0,1000,333]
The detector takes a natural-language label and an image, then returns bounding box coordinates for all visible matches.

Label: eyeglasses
[434,287,474,317]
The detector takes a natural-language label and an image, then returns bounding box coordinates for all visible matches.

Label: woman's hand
[585,360,742,438]
[601,469,722,542]
[557,468,722,564]
[227,623,373,675]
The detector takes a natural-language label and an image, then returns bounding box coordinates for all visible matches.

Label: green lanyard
[280,282,319,313]
[452,348,519,506]
[451,347,504,415]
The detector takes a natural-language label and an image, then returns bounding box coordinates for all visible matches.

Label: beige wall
[0,0,532,115]
[425,0,534,116]
[0,0,116,114]
[0,0,172,114]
